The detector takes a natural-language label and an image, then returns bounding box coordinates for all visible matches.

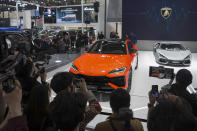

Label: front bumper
[73,74,126,91]
[157,58,191,66]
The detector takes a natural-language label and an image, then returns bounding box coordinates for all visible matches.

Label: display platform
[46,51,197,131]
[44,50,83,72]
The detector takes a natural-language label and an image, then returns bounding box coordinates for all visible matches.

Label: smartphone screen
[152,85,159,98]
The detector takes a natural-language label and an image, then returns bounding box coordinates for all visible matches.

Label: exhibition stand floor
[46,51,197,130]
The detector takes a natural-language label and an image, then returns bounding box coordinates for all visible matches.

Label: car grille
[74,74,125,87]
[159,59,190,66]
[168,60,182,64]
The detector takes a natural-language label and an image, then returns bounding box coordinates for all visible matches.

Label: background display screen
[84,6,98,23]
[122,0,197,41]
[56,6,82,23]
[0,18,10,27]
[44,8,56,23]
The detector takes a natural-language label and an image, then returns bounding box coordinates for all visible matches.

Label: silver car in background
[153,42,191,66]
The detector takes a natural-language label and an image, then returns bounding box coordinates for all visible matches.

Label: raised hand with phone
[0,80,28,131]
[148,85,159,108]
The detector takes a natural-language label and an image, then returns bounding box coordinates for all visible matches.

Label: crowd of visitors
[33,31,89,54]
[21,29,126,57]
[0,29,197,131]
[0,63,197,131]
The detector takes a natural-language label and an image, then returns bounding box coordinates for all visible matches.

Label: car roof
[98,39,123,43]
[0,31,23,36]
[159,41,181,45]
[0,27,20,32]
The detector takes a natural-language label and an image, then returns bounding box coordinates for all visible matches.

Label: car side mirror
[131,49,137,54]
[153,44,158,49]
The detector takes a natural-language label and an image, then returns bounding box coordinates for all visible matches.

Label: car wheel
[135,55,138,70]
[127,69,132,93]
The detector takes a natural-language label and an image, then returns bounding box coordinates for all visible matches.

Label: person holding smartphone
[167,69,197,117]
[147,85,159,109]
[147,90,197,131]
[50,72,102,131]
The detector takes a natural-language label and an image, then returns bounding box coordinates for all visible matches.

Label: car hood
[74,53,129,76]
[157,49,191,60]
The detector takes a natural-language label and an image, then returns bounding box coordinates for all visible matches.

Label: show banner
[122,0,197,41]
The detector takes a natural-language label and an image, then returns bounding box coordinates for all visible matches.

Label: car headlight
[184,55,191,60]
[159,53,167,59]
[71,64,78,71]
[109,67,127,74]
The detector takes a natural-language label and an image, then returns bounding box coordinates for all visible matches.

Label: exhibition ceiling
[0,0,88,6]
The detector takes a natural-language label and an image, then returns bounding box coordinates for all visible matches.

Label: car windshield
[88,41,127,54]
[160,44,185,51]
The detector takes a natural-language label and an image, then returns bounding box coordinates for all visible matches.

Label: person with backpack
[95,88,143,131]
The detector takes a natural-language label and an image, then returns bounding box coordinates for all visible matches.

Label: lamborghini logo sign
[161,7,172,19]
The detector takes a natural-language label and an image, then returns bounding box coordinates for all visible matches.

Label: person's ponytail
[119,108,135,131]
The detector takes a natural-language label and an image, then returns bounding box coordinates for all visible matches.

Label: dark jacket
[7,116,29,131]
[47,91,101,131]
[168,84,197,117]
[18,77,41,106]
[28,115,54,131]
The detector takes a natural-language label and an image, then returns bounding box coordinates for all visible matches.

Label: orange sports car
[69,39,138,92]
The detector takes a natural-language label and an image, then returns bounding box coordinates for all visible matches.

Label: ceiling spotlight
[55,60,62,63]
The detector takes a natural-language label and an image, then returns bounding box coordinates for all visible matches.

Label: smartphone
[40,67,45,74]
[73,78,82,88]
[152,85,159,98]
[2,77,16,93]
[149,66,174,79]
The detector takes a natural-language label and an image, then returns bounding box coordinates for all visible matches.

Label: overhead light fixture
[55,60,62,63]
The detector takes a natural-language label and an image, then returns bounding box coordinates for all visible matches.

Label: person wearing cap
[168,69,197,117]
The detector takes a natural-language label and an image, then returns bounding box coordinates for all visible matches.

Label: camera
[35,62,46,73]
[73,78,82,88]
[2,75,16,93]
[0,52,26,93]
[149,66,174,79]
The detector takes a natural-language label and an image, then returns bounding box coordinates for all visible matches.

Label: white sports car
[153,42,191,66]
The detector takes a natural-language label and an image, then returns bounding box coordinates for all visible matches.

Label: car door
[126,41,137,72]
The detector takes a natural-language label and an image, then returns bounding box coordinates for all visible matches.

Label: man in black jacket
[168,69,197,117]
